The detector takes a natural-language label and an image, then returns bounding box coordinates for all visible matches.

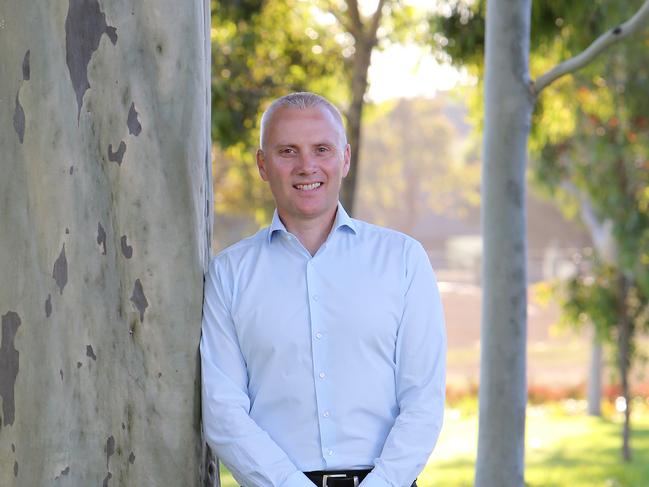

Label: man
[201,92,446,487]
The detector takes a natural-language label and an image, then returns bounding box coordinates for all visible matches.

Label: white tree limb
[560,180,618,264]
[532,0,649,94]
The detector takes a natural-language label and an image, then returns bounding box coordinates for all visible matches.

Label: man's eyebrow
[272,143,297,149]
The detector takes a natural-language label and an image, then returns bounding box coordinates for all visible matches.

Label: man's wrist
[358,469,392,487]
[279,470,316,487]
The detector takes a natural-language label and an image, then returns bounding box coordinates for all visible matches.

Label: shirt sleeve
[200,257,314,487]
[360,241,447,487]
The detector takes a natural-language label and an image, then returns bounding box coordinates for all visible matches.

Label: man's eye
[279,148,296,154]
[316,146,330,153]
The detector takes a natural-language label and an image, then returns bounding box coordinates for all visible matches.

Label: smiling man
[200,92,446,487]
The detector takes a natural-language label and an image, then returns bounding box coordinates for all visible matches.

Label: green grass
[218,401,649,487]
[421,400,649,487]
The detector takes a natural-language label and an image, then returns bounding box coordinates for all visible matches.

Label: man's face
[257,105,350,226]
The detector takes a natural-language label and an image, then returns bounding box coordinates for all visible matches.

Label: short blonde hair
[259,92,346,148]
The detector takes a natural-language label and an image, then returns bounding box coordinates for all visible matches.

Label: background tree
[0,1,211,485]
[212,0,431,224]
[357,96,479,232]
[432,0,649,483]
[325,0,429,213]
[533,31,649,457]
[212,0,348,227]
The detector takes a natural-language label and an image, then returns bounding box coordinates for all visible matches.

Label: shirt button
[315,332,323,340]
[327,449,334,456]
[319,372,326,379]
[323,411,330,418]
[312,294,319,301]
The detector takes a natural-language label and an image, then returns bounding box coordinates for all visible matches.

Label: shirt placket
[305,256,336,467]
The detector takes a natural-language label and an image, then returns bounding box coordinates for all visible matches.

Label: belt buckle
[322,474,359,487]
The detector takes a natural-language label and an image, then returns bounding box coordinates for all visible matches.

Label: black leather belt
[304,469,371,487]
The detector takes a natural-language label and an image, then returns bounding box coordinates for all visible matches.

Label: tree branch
[532,0,649,95]
[346,0,364,40]
[368,0,387,44]
[328,7,357,38]
[561,180,618,264]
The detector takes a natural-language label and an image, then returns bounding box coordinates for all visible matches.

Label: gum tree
[436,1,649,484]
[0,1,212,485]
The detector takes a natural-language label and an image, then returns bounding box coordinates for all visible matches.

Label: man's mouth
[294,182,322,191]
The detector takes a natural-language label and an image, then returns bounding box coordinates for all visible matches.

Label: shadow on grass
[526,419,649,487]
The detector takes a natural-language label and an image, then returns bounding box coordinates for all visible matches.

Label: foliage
[432,0,649,459]
[212,0,349,224]
[356,97,480,230]
[212,0,437,223]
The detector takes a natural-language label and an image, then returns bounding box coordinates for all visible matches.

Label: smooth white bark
[476,1,649,484]
[476,1,532,486]
[588,336,603,416]
[0,1,212,485]
[563,181,618,416]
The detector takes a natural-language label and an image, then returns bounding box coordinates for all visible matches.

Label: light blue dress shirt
[201,203,446,487]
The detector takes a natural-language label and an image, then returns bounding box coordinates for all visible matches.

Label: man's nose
[296,153,317,173]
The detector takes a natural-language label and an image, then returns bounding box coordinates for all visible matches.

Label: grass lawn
[421,400,649,487]
[218,400,649,487]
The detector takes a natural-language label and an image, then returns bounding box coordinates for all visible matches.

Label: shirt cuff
[359,470,392,487]
[280,470,316,487]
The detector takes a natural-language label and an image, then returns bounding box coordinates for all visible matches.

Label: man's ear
[342,144,351,178]
[256,149,269,181]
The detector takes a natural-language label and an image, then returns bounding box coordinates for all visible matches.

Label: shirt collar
[267,202,357,243]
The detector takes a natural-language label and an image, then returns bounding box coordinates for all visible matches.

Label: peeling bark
[65,0,117,119]
[107,141,127,165]
[97,222,107,255]
[106,435,115,468]
[130,279,148,322]
[127,102,142,136]
[22,50,30,81]
[52,244,68,294]
[13,92,25,144]
[0,312,22,428]
[120,235,133,258]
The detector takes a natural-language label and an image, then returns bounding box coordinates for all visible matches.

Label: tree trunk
[340,40,372,215]
[572,188,615,418]
[618,275,633,462]
[587,336,603,416]
[475,1,533,486]
[0,1,212,485]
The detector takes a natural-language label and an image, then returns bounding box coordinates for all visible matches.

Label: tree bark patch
[13,91,25,144]
[106,435,115,468]
[120,235,133,258]
[130,279,148,322]
[52,244,68,294]
[65,0,117,120]
[127,102,142,136]
[97,222,107,255]
[0,311,21,427]
[108,141,126,165]
[22,50,30,80]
